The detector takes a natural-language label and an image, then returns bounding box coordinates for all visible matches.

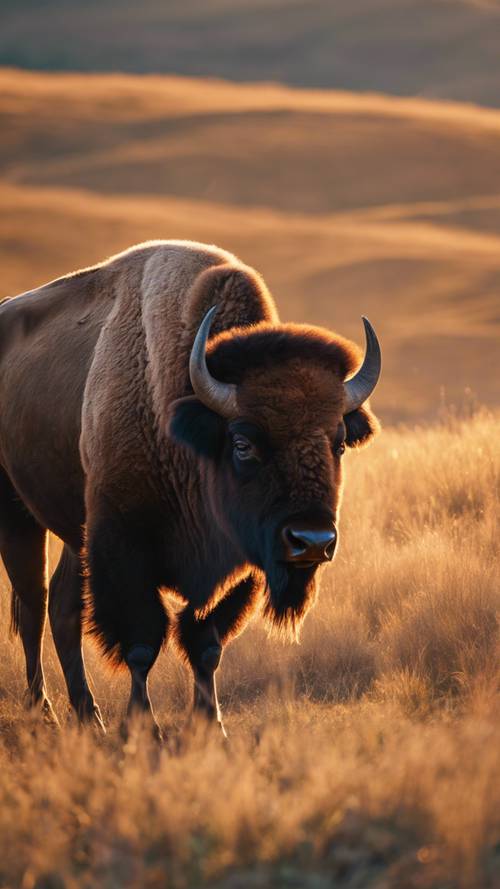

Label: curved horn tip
[205,304,218,322]
[360,315,381,360]
[361,315,379,342]
[343,316,382,414]
[365,317,381,363]
[189,305,218,363]
[196,304,218,337]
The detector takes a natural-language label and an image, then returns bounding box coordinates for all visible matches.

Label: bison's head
[169,308,381,637]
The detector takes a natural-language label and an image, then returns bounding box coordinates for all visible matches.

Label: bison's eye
[335,442,346,458]
[233,435,259,462]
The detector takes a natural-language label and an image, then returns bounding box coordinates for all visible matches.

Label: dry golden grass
[0,410,498,889]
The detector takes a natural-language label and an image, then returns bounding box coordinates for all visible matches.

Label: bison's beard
[262,561,319,642]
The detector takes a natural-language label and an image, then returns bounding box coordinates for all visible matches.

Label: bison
[0,240,381,737]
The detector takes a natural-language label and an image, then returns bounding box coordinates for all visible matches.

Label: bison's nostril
[284,527,309,556]
[324,534,337,561]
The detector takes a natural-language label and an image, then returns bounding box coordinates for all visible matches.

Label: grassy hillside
[1,70,500,422]
[1,410,499,889]
[1,1,500,106]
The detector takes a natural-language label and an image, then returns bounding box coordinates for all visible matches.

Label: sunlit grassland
[0,410,499,888]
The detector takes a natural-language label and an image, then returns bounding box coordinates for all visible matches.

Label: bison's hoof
[24,691,60,728]
[88,706,106,735]
[189,705,228,741]
[41,698,60,728]
[74,697,106,734]
[151,720,164,744]
[120,716,163,745]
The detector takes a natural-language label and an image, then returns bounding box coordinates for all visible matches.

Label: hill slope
[1,69,500,421]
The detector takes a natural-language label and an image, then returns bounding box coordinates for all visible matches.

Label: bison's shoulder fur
[79,241,278,497]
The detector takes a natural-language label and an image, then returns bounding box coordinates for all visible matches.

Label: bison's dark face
[169,316,380,636]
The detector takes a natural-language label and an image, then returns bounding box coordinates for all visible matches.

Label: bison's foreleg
[175,573,262,735]
[125,643,162,735]
[84,508,169,741]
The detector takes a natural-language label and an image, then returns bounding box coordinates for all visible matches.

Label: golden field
[0,410,499,889]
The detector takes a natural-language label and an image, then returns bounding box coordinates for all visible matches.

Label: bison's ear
[168,396,225,459]
[344,404,380,448]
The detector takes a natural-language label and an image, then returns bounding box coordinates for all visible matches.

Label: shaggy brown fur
[0,240,380,733]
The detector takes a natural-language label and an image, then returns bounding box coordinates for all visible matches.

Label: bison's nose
[281,525,337,565]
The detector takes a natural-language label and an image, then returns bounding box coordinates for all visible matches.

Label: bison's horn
[343,317,381,414]
[189,306,239,418]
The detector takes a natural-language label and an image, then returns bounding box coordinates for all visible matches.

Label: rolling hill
[1,68,499,422]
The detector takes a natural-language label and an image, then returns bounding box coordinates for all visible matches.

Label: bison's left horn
[189,306,239,418]
[343,317,381,414]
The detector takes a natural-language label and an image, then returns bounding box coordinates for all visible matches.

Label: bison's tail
[10,587,21,636]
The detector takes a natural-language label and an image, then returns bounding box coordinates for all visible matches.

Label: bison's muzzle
[281,523,337,565]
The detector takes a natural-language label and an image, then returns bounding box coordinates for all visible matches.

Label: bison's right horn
[343,317,381,414]
[189,306,239,418]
